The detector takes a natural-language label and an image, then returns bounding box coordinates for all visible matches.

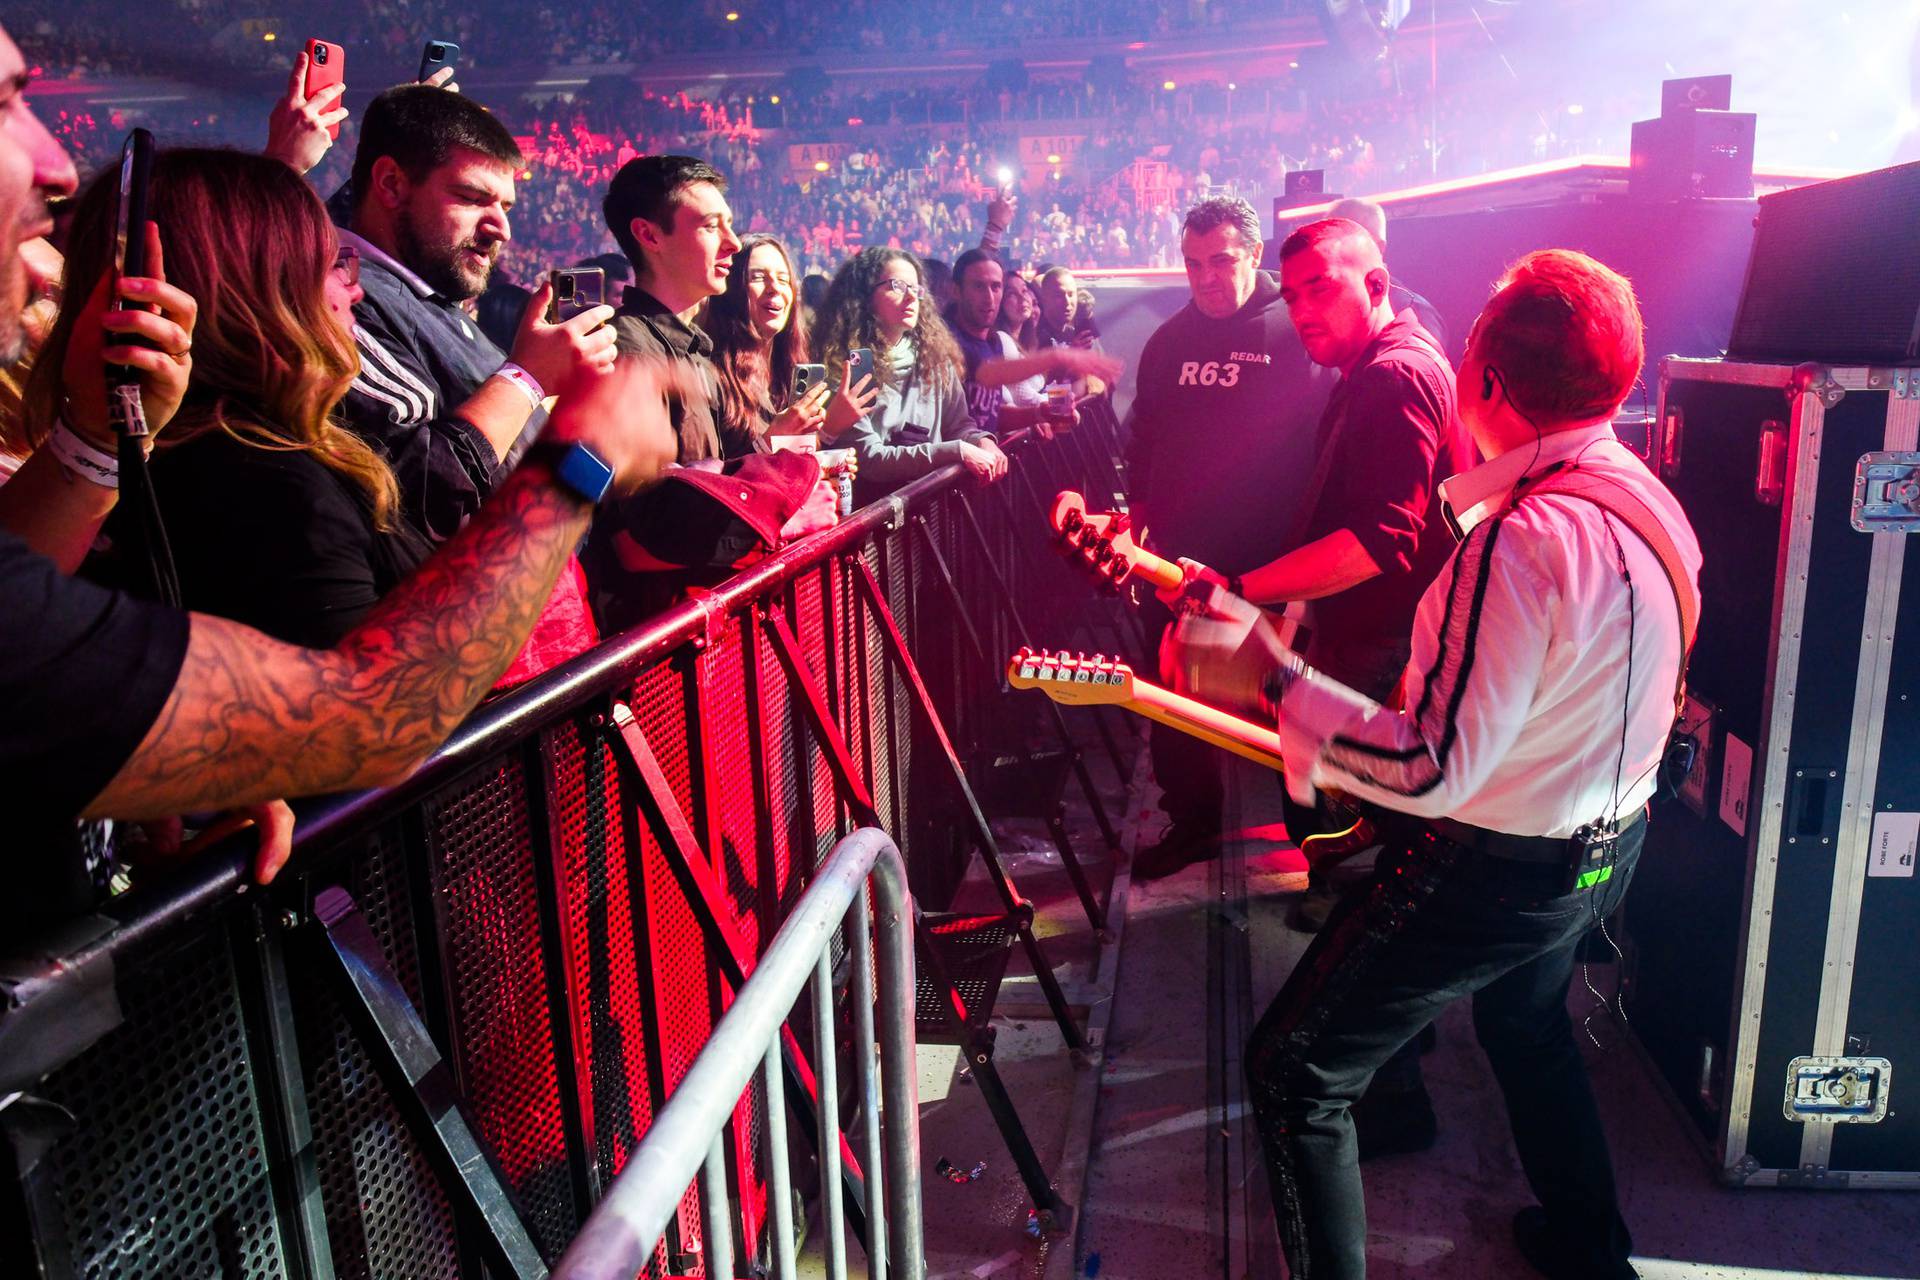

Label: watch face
[557,442,615,504]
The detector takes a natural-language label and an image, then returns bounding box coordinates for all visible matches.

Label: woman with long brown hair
[705,233,849,454]
[27,148,425,647]
[997,267,1042,357]
[815,246,1005,502]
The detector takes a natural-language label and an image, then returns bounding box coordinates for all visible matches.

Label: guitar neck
[1124,680,1287,774]
[1126,543,1185,592]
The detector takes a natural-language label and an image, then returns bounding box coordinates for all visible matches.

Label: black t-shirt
[1121,271,1331,573]
[90,428,431,649]
[1300,310,1471,679]
[2,528,191,918]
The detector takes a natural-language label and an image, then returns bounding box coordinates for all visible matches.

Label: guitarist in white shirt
[1169,250,1699,1280]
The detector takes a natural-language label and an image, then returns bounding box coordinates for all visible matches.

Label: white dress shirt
[1275,422,1702,839]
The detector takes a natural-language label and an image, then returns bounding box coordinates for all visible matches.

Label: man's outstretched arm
[86,361,679,819]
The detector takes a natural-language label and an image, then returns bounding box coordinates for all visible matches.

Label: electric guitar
[1048,490,1313,652]
[1007,647,1376,867]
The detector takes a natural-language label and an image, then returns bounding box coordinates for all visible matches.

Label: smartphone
[303,40,345,139]
[111,128,155,350]
[847,347,875,389]
[418,39,460,84]
[547,267,605,323]
[108,130,157,420]
[791,362,828,400]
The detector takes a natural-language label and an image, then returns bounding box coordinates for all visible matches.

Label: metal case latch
[1784,1055,1892,1124]
[1851,452,1920,532]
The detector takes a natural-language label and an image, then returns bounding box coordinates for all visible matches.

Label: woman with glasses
[29,149,430,648]
[703,233,875,457]
[816,247,1006,504]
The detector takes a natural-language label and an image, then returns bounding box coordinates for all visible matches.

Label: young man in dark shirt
[1122,196,1330,876]
[601,154,741,463]
[337,85,617,542]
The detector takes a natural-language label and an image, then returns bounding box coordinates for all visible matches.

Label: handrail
[551,828,923,1280]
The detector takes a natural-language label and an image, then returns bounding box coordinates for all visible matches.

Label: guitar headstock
[1006,647,1137,705]
[1049,490,1138,590]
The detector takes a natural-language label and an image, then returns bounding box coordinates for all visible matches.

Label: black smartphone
[847,346,875,389]
[792,362,829,400]
[110,128,157,381]
[417,39,460,83]
[547,267,605,323]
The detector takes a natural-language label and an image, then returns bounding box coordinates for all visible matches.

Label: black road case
[1625,356,1919,1188]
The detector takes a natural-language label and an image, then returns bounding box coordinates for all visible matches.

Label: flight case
[1624,356,1919,1188]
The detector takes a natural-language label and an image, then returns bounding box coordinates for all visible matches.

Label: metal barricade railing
[553,828,921,1280]
[0,419,1134,1279]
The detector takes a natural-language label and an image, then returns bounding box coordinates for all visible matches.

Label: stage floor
[814,736,1920,1279]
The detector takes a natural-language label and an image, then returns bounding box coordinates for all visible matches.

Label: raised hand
[509,281,617,395]
[60,222,197,445]
[265,51,349,174]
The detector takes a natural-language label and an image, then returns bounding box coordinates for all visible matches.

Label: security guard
[1121,194,1327,876]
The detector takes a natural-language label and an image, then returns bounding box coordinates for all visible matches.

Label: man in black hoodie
[1123,196,1330,877]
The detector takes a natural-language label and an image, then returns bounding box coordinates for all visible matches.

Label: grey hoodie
[846,338,993,503]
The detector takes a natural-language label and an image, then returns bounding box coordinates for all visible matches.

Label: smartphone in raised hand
[547,267,605,324]
[417,39,460,84]
[110,129,155,360]
[847,347,875,390]
[791,363,829,401]
[303,40,346,139]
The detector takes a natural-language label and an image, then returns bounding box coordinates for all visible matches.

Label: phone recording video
[547,266,605,324]
[418,39,460,83]
[303,40,346,139]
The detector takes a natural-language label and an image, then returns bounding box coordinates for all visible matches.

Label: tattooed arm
[83,360,679,820]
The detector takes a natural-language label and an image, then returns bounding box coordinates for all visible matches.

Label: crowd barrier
[0,405,1138,1279]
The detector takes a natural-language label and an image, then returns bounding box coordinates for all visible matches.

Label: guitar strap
[1513,464,1700,719]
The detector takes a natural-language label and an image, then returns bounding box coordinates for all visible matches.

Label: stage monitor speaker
[1272,172,1336,243]
[1661,73,1733,115]
[1284,168,1325,200]
[1727,161,1920,363]
[1629,110,1756,201]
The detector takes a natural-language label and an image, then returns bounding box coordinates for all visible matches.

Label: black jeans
[1246,817,1643,1279]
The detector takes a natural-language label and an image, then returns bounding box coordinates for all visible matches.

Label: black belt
[1427,808,1647,866]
